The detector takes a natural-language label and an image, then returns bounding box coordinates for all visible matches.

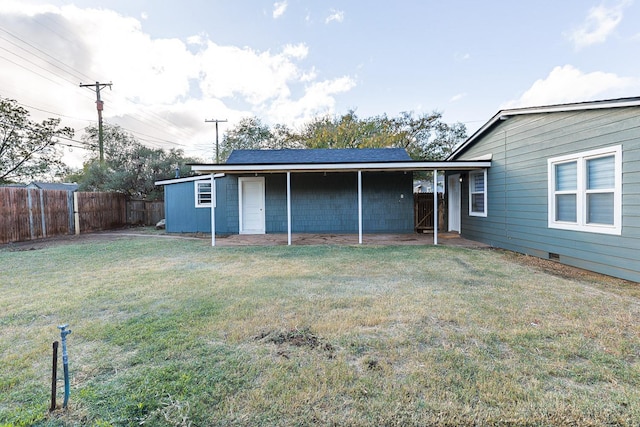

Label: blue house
[154,175,222,233]
[447,97,640,282]
[158,148,489,244]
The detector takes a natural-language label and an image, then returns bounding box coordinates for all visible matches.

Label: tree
[0,96,74,183]
[219,117,301,162]
[291,110,466,160]
[386,111,466,160]
[76,124,199,200]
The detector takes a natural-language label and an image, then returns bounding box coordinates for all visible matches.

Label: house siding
[164,180,212,233]
[456,107,640,282]
[215,172,413,234]
[163,177,232,234]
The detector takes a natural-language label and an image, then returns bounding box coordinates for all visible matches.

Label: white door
[448,174,461,233]
[239,177,265,234]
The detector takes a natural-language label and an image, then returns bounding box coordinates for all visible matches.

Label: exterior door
[448,174,461,233]
[239,177,265,234]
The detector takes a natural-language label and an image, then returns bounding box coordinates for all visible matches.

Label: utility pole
[205,119,227,163]
[80,81,112,163]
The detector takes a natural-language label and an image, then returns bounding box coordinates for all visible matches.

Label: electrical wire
[0,20,203,151]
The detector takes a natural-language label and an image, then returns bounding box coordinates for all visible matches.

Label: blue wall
[164,171,414,235]
[164,180,210,233]
[164,178,230,233]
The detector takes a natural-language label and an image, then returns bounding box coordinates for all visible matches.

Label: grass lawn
[0,234,639,426]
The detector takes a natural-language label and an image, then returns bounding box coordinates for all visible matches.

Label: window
[468,169,487,217]
[548,145,621,235]
[195,180,213,208]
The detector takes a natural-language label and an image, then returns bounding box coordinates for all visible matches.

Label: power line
[0,52,65,87]
[0,28,89,84]
[0,22,205,148]
[0,23,206,152]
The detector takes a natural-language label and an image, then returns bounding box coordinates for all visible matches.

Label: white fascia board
[190,161,491,174]
[155,173,225,186]
[448,97,640,160]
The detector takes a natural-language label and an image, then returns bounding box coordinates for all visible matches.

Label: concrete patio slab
[211,232,489,248]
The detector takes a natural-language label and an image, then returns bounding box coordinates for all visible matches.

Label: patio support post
[358,170,363,244]
[210,173,216,247]
[433,169,438,246]
[287,172,292,246]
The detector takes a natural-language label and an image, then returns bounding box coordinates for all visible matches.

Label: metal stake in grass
[57,324,72,409]
[50,341,58,412]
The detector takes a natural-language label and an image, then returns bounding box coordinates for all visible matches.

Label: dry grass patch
[0,235,639,426]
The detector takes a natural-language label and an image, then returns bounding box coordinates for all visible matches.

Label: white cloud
[325,9,345,24]
[272,1,287,19]
[450,93,467,102]
[565,0,631,50]
[0,1,356,167]
[503,65,639,108]
[282,43,309,59]
[266,76,356,125]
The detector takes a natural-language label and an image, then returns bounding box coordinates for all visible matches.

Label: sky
[1,0,639,169]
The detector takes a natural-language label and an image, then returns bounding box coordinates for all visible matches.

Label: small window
[548,146,621,235]
[195,180,212,208]
[468,169,487,217]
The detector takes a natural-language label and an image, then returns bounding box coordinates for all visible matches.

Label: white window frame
[547,145,622,235]
[468,169,487,217]
[195,180,213,208]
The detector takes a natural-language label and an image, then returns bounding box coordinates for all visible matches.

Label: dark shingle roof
[226,148,411,165]
[28,182,79,191]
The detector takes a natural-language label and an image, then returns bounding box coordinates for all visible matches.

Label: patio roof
[187,148,491,248]
[190,159,490,174]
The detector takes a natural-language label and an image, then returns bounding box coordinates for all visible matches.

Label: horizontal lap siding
[459,107,640,282]
[164,181,211,233]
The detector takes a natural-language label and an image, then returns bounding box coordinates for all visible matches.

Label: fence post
[39,189,47,238]
[73,192,80,235]
[27,189,35,240]
[67,191,75,235]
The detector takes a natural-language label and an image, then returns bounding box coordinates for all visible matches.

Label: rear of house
[448,97,640,282]
[158,148,416,236]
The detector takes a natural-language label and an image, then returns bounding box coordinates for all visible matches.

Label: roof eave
[448,96,640,160]
[155,173,225,186]
[191,161,491,174]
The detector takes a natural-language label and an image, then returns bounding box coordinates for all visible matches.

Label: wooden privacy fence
[75,191,127,233]
[126,199,164,226]
[414,192,445,233]
[0,188,162,244]
[0,188,74,244]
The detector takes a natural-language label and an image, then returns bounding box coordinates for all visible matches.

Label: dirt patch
[498,249,638,287]
[255,327,335,358]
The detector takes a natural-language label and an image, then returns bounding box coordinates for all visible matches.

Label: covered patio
[191,151,491,247]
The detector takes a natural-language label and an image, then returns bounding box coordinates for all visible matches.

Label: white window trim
[468,169,488,217]
[195,180,214,208]
[547,145,622,235]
